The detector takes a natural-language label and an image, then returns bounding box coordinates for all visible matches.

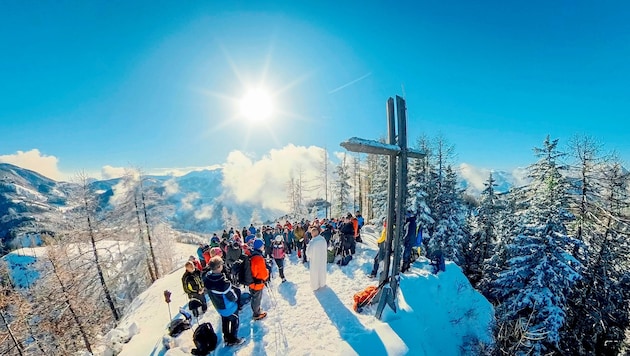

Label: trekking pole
[164,290,172,320]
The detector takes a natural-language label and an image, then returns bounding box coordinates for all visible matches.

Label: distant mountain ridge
[0,163,280,252]
[0,162,536,252]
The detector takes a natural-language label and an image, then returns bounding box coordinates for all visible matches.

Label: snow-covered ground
[109,228,494,356]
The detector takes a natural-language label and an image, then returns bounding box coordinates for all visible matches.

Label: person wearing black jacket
[182,261,207,316]
[401,211,418,273]
[339,213,356,256]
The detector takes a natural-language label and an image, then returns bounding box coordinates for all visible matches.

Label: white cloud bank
[222,144,327,211]
[0,149,65,181]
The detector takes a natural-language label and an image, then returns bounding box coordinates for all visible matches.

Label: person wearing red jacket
[189,255,203,271]
[249,239,269,320]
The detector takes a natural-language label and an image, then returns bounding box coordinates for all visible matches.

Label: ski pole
[164,290,172,320]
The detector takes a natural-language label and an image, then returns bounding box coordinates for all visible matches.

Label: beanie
[253,239,264,250]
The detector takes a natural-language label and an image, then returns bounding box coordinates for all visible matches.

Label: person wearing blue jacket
[203,256,244,346]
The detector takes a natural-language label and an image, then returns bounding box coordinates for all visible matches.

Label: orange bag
[353,286,379,312]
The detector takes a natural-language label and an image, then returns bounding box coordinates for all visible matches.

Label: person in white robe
[306,225,327,291]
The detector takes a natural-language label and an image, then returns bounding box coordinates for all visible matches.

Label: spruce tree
[333,155,351,217]
[427,165,467,264]
[561,157,630,354]
[493,136,582,354]
[464,172,499,288]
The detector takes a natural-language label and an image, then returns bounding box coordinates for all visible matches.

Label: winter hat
[274,235,283,242]
[253,239,264,250]
[210,247,223,257]
[245,235,255,244]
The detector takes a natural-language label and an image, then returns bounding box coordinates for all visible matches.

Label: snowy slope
[114,228,494,356]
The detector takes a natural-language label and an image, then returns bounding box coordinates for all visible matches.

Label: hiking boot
[253,312,267,320]
[225,337,245,346]
[281,278,286,283]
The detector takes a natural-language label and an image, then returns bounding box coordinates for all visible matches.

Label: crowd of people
[181,211,366,348]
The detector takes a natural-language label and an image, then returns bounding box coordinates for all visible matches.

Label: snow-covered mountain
[0,163,73,250]
[458,163,529,196]
[0,163,280,251]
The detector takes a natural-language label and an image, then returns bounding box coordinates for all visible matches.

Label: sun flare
[239,88,274,122]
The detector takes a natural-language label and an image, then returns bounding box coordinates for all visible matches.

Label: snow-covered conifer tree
[427,165,467,264]
[561,152,630,355]
[368,153,388,223]
[493,136,582,354]
[464,172,499,288]
[333,155,351,217]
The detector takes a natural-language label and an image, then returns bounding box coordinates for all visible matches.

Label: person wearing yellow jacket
[182,261,208,316]
[368,222,387,278]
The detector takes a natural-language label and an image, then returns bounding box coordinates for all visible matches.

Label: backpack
[414,227,423,247]
[352,286,379,312]
[272,244,284,259]
[191,322,218,355]
[231,255,254,285]
[167,318,191,337]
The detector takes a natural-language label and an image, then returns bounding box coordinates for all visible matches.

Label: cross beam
[340,96,424,319]
[340,137,424,158]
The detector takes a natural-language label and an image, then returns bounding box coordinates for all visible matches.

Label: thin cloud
[328,72,372,94]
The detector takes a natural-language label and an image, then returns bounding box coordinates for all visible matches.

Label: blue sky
[1,1,629,180]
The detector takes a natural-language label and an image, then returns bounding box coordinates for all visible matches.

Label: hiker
[182,261,207,316]
[250,239,269,320]
[355,211,364,243]
[263,226,273,256]
[306,225,327,291]
[203,256,245,346]
[320,222,333,244]
[430,250,446,274]
[189,255,203,271]
[294,223,305,259]
[368,222,387,278]
[225,239,242,269]
[271,235,287,282]
[339,213,356,258]
[401,211,418,273]
[196,243,207,268]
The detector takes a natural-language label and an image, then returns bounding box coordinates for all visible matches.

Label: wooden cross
[341,96,424,319]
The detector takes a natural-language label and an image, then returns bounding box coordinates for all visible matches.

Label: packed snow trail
[113,228,493,356]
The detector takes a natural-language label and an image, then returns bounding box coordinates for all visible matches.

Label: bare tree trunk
[140,185,160,279]
[0,310,23,356]
[134,195,156,282]
[84,196,120,321]
[49,256,93,353]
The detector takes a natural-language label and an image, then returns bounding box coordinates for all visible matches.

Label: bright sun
[239,88,273,122]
